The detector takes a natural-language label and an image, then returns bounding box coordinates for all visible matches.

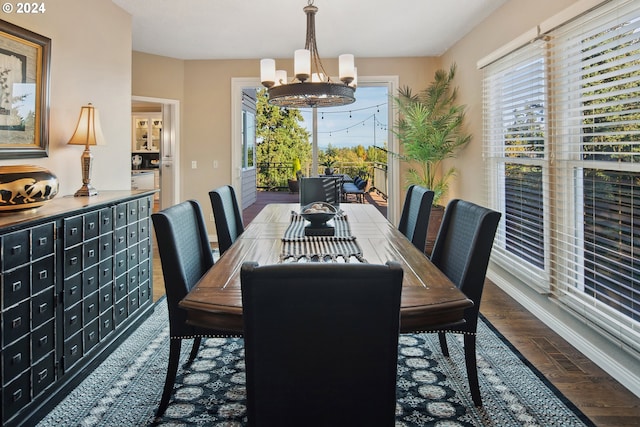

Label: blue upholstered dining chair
[209,185,245,256]
[299,176,341,206]
[151,200,229,417]
[241,261,403,426]
[429,199,501,407]
[398,184,435,253]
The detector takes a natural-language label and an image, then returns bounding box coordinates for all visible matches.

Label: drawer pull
[118,211,125,219]
[102,242,110,250]
[11,352,22,365]
[103,217,110,225]
[118,283,125,291]
[38,269,48,280]
[118,236,125,243]
[12,389,22,402]
[103,294,110,302]
[70,315,78,325]
[71,344,78,355]
[88,303,96,312]
[12,280,22,292]
[102,267,111,277]
[130,298,137,306]
[87,276,95,286]
[70,256,78,266]
[119,307,125,315]
[70,226,78,236]
[38,369,48,382]
[88,249,95,258]
[12,317,22,329]
[70,285,78,295]
[11,244,22,255]
[88,221,96,230]
[39,302,48,313]
[88,331,96,341]
[104,319,111,328]
[118,259,125,267]
[39,335,48,346]
[130,276,137,284]
[38,236,48,246]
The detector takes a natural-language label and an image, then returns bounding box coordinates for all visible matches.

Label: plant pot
[425,205,444,257]
[324,167,334,175]
[0,165,59,212]
[287,179,299,193]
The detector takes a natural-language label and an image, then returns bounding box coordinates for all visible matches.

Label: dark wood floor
[152,191,639,426]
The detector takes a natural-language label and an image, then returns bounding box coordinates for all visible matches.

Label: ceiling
[112,0,508,60]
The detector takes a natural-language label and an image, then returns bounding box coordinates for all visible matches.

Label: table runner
[281,211,365,262]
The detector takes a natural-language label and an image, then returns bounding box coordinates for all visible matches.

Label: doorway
[131,96,180,210]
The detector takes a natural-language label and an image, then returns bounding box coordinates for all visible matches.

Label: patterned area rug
[38,298,595,427]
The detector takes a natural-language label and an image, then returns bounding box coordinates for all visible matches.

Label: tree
[256,89,311,189]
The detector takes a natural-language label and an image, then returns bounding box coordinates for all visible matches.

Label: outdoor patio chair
[209,185,245,255]
[429,199,501,406]
[299,176,341,206]
[241,261,403,426]
[398,184,434,253]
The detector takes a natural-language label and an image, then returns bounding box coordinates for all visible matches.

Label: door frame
[131,95,181,209]
[231,76,400,223]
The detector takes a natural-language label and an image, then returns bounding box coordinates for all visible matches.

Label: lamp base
[74,183,98,197]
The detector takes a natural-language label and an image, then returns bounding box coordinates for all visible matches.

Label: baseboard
[487,268,640,398]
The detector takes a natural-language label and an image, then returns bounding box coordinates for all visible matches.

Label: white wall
[0,0,132,195]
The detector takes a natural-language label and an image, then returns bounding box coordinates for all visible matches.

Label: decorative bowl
[0,165,59,212]
[300,201,337,226]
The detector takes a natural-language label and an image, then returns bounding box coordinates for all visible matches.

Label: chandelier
[260,1,356,108]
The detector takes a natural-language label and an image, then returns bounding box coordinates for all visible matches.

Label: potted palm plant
[393,64,471,253]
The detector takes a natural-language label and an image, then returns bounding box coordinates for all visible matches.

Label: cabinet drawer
[2,335,29,385]
[64,245,83,279]
[32,255,54,294]
[63,274,82,309]
[139,258,150,285]
[2,229,29,271]
[139,239,150,262]
[63,331,83,372]
[83,263,99,297]
[127,243,139,270]
[127,200,139,223]
[63,302,82,339]
[31,222,55,261]
[114,298,128,327]
[2,370,30,423]
[115,203,127,229]
[128,265,139,293]
[138,197,149,219]
[128,289,139,312]
[115,250,127,278]
[32,287,55,329]
[100,308,114,340]
[99,283,113,313]
[138,218,150,240]
[115,273,127,302]
[2,264,30,308]
[99,206,114,234]
[127,223,138,246]
[84,211,99,240]
[83,291,100,326]
[32,319,55,362]
[139,281,151,306]
[83,237,100,269]
[99,233,113,259]
[32,352,56,398]
[99,257,113,287]
[63,215,83,248]
[2,300,29,346]
[84,318,100,353]
[114,227,127,253]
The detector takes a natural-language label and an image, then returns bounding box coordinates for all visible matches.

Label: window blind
[483,0,640,351]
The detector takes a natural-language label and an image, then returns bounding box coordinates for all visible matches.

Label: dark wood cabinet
[0,191,155,427]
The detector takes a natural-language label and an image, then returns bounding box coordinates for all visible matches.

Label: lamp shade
[67,104,106,147]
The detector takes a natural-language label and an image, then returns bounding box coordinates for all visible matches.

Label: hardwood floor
[151,191,639,426]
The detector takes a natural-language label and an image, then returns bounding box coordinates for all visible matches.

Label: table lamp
[67,103,106,197]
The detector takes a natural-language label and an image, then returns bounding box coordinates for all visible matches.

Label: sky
[298,86,390,152]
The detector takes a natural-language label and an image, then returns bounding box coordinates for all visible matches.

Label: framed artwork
[0,20,51,158]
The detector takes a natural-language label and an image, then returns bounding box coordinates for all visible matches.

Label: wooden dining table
[179,203,473,334]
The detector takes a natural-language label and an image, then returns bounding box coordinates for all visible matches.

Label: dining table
[179,202,473,334]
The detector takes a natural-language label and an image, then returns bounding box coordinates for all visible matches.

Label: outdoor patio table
[179,203,472,334]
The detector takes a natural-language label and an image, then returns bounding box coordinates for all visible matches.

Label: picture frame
[0,20,51,159]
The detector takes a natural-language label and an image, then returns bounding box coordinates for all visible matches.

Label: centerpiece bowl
[300,201,337,227]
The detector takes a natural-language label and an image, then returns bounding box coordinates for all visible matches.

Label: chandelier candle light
[260,0,356,108]
[67,103,106,197]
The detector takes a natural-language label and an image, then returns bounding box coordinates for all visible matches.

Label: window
[483,0,640,347]
[242,110,255,169]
